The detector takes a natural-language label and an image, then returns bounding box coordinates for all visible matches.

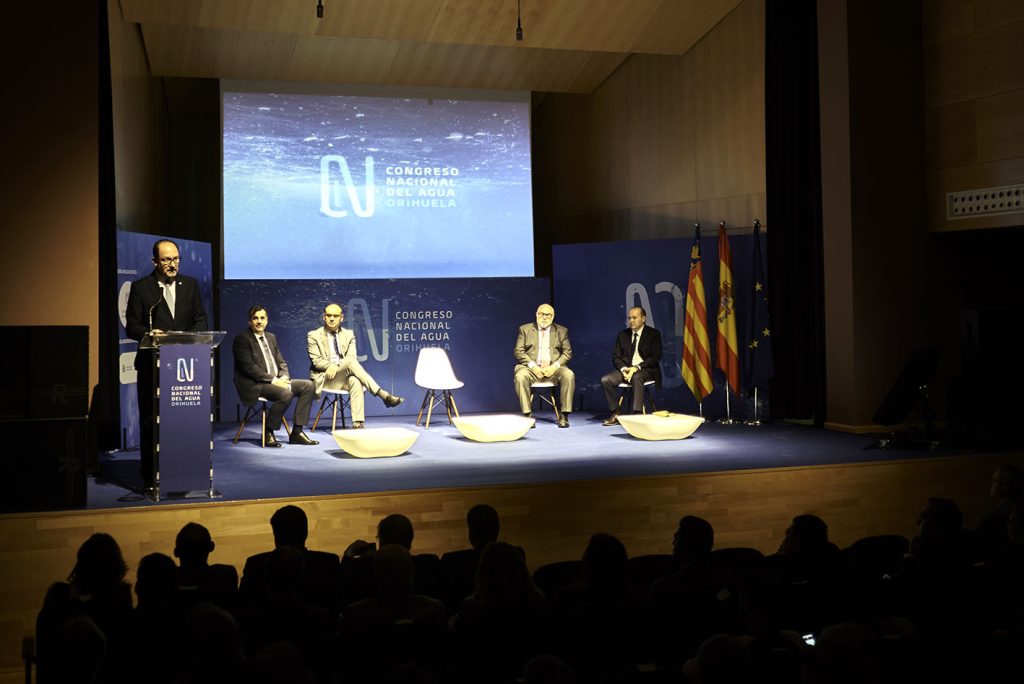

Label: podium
[140,331,226,500]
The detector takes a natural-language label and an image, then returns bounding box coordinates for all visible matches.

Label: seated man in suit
[232,305,318,447]
[307,302,404,429]
[514,303,575,428]
[601,306,663,425]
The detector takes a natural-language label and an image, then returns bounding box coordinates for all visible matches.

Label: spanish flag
[682,224,713,402]
[716,221,741,395]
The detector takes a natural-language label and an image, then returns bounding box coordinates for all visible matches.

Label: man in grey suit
[307,302,404,429]
[514,303,575,427]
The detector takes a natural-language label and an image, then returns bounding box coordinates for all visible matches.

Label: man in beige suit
[514,303,575,427]
[307,302,403,428]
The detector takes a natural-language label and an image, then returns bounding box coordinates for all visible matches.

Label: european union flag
[745,219,774,390]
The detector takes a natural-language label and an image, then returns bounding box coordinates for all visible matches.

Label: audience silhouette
[32,479,1024,683]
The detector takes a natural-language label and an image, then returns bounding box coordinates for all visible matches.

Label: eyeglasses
[157,257,181,265]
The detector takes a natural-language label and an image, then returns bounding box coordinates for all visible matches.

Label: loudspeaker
[2,417,87,512]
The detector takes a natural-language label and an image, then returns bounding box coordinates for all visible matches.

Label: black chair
[532,560,583,598]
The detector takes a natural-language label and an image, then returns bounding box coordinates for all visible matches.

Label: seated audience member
[975,463,1024,562]
[450,541,554,684]
[184,602,246,684]
[36,533,134,683]
[648,516,728,670]
[522,654,575,684]
[239,546,338,683]
[681,633,753,684]
[735,565,806,682]
[239,505,341,614]
[552,533,645,682]
[342,544,448,679]
[307,301,404,429]
[232,305,319,447]
[174,522,239,611]
[342,513,445,606]
[767,513,842,633]
[440,504,524,614]
[127,553,187,684]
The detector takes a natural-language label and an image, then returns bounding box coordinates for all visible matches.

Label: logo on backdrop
[338,298,456,360]
[320,154,459,218]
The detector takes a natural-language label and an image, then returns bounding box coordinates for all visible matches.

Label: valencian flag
[682,223,713,402]
[716,221,741,395]
[746,219,774,389]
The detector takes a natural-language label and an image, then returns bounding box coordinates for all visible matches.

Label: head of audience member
[535,304,555,330]
[1009,502,1024,546]
[990,464,1024,503]
[627,306,647,332]
[266,546,305,601]
[378,513,415,550]
[475,541,538,610]
[806,622,884,684]
[778,514,830,555]
[683,633,751,684]
[323,302,344,333]
[467,504,500,550]
[248,305,269,335]
[135,552,179,610]
[374,544,416,601]
[68,532,128,593]
[270,505,309,549]
[910,497,968,563]
[51,615,107,683]
[152,238,181,280]
[185,602,245,676]
[582,532,629,587]
[522,654,575,684]
[673,515,715,563]
[175,522,216,568]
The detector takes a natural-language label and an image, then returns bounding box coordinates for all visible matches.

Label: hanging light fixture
[516,0,524,41]
[316,0,324,19]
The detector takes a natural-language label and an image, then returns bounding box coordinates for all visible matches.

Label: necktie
[259,336,277,377]
[333,333,342,357]
[162,281,176,320]
[630,332,641,366]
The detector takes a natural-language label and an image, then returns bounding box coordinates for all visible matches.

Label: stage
[91,413,954,509]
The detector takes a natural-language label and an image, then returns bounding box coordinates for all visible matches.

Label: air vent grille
[947,184,1024,219]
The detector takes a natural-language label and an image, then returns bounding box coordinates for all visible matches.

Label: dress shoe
[602,414,619,427]
[352,421,365,429]
[558,414,570,428]
[289,429,319,445]
[264,432,282,448]
[380,392,404,408]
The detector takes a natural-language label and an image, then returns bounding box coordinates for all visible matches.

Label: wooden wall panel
[1,452,1019,672]
[923,1,1024,232]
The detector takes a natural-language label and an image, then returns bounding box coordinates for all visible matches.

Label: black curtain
[94,0,120,455]
[764,0,826,424]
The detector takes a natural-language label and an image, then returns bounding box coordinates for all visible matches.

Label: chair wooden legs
[417,389,459,429]
[233,403,291,447]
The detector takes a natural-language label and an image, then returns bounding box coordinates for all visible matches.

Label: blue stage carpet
[90,413,952,509]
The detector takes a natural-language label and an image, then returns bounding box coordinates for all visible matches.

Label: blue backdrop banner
[116,232,214,450]
[219,278,551,420]
[553,235,768,419]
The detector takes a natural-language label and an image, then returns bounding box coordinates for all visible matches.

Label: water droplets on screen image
[222,82,534,280]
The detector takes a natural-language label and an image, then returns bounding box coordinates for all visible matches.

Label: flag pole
[719,385,734,424]
[744,386,761,426]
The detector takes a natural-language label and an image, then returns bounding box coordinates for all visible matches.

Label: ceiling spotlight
[317,0,324,19]
[516,0,523,41]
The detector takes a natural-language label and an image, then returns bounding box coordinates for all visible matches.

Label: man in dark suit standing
[601,306,663,425]
[232,305,319,447]
[513,303,575,427]
[125,239,209,487]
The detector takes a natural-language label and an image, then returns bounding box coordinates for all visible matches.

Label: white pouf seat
[453,414,535,443]
[615,412,704,441]
[332,427,419,458]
